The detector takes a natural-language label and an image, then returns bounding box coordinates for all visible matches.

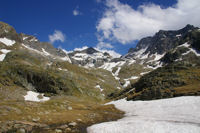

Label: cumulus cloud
[95,48,121,58]
[49,30,65,43]
[97,41,113,49]
[97,0,200,44]
[71,45,121,58]
[74,46,88,51]
[73,7,82,16]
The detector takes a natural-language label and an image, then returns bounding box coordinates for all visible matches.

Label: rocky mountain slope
[0,21,123,99]
[0,21,124,132]
[110,25,200,100]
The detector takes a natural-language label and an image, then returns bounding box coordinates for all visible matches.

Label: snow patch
[58,67,68,71]
[24,91,50,102]
[122,76,138,88]
[153,53,165,61]
[178,42,200,56]
[117,87,121,90]
[4,29,8,33]
[128,59,136,65]
[182,48,200,57]
[114,67,121,77]
[178,42,190,48]
[23,36,29,40]
[135,47,148,57]
[128,76,139,80]
[0,37,16,46]
[176,34,182,37]
[72,52,109,63]
[0,49,11,61]
[100,61,125,72]
[87,96,200,133]
[95,85,103,92]
[147,60,163,70]
[42,48,50,56]
[60,56,72,63]
[95,48,121,58]
[0,54,6,61]
[22,44,71,62]
[140,52,150,59]
[1,49,11,54]
[22,43,43,54]
[140,71,150,76]
[123,80,130,88]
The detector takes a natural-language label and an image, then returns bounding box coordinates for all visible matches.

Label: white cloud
[70,45,121,58]
[97,0,200,44]
[74,46,88,51]
[97,42,113,49]
[95,0,102,3]
[49,30,65,43]
[95,47,121,58]
[73,7,82,16]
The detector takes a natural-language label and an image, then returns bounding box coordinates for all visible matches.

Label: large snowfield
[87,96,200,133]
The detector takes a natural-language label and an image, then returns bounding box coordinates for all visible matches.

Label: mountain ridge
[0,21,200,132]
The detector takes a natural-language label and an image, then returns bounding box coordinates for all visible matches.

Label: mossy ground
[0,94,123,132]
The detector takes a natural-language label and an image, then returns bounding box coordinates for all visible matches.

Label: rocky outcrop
[124,25,198,59]
[0,21,21,43]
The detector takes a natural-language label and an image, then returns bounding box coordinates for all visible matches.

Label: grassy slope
[0,95,123,133]
[0,44,123,132]
[126,63,200,100]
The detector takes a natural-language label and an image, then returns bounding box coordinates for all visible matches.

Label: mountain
[122,25,198,69]
[0,21,200,132]
[68,47,113,68]
[0,21,126,132]
[1,21,199,99]
[124,24,197,59]
[110,25,200,100]
[66,24,200,92]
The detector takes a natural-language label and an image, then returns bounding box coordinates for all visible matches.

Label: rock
[67,106,72,110]
[76,119,82,122]
[18,128,26,133]
[66,128,71,131]
[68,122,77,127]
[32,117,40,122]
[59,124,68,129]
[14,123,21,128]
[55,129,62,133]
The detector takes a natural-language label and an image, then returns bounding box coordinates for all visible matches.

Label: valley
[0,21,200,132]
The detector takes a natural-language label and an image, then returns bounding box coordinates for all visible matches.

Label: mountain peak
[82,47,98,54]
[184,24,195,29]
[124,24,199,60]
[0,21,21,42]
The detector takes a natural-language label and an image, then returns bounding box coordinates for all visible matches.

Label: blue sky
[0,0,199,55]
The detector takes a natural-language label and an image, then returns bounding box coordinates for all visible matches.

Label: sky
[0,0,200,55]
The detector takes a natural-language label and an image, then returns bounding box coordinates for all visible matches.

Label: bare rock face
[20,33,68,58]
[124,24,198,59]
